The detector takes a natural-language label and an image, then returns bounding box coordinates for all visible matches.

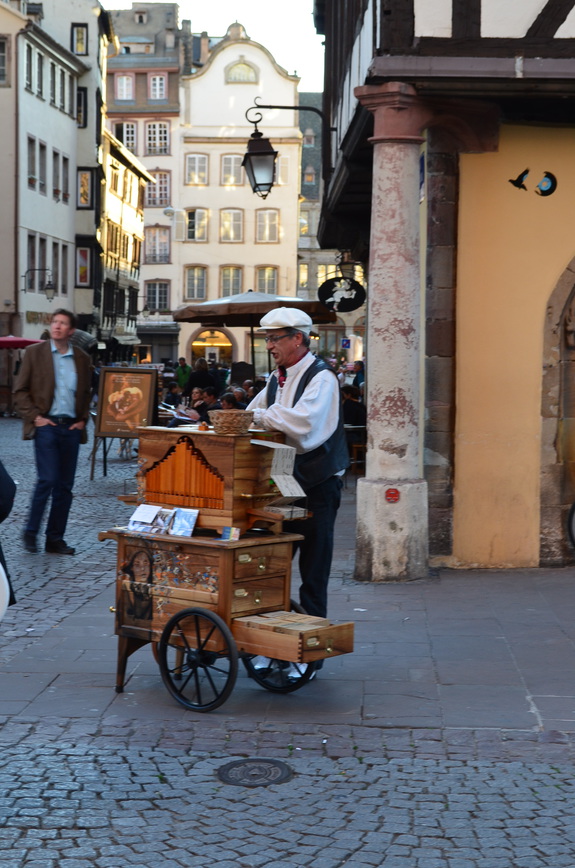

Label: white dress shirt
[247,353,340,454]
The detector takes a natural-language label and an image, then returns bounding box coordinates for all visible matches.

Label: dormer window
[303,128,315,146]
[135,11,147,24]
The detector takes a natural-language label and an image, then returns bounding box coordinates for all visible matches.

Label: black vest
[266,357,350,491]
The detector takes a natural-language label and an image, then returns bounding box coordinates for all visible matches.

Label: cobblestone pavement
[2,416,575,867]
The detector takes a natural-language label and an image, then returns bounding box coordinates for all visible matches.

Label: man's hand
[69,420,86,431]
[34,416,55,427]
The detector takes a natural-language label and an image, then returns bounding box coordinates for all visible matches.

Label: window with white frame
[49,62,56,104]
[68,75,75,117]
[221,266,242,297]
[256,209,279,243]
[145,280,170,310]
[185,266,206,299]
[220,209,243,243]
[149,74,166,99]
[144,227,170,263]
[257,266,278,294]
[25,44,32,90]
[299,263,308,289]
[62,156,69,201]
[185,153,208,185]
[59,69,65,109]
[52,150,60,198]
[114,121,136,152]
[27,137,36,187]
[145,171,170,207]
[146,121,169,155]
[61,244,68,294]
[0,39,7,85]
[52,242,59,294]
[36,53,43,96]
[299,212,309,236]
[186,209,208,241]
[116,74,134,100]
[221,155,243,186]
[38,142,46,194]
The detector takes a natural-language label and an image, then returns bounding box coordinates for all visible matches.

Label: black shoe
[23,532,37,553]
[45,539,75,555]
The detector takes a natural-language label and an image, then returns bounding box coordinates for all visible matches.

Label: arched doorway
[191,329,233,368]
[540,255,575,565]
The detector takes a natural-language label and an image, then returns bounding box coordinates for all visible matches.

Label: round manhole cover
[217,759,293,787]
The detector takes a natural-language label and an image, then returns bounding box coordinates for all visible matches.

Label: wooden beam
[452,0,481,39]
[527,0,575,37]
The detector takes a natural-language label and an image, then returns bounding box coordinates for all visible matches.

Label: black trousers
[283,475,343,619]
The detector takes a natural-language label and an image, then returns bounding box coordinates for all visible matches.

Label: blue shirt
[48,340,78,418]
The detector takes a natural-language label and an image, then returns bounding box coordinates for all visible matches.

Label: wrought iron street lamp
[244,98,335,198]
[241,124,278,200]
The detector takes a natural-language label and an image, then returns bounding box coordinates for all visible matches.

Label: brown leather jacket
[13,340,92,443]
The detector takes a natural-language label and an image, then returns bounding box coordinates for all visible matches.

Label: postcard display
[101,426,353,698]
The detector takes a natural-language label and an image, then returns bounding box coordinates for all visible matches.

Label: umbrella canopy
[0,335,43,350]
[173,290,336,373]
[173,290,336,327]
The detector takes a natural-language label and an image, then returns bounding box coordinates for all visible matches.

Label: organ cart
[100,422,354,712]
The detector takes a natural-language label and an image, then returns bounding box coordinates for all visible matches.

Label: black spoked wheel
[568,502,575,549]
[242,599,317,694]
[158,608,238,712]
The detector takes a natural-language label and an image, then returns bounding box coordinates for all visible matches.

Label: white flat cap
[257,307,313,335]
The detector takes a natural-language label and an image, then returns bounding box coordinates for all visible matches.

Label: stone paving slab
[3,416,575,863]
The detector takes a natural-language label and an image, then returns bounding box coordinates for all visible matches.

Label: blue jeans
[26,424,81,541]
[283,475,343,618]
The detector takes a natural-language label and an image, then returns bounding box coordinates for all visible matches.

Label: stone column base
[354,478,429,581]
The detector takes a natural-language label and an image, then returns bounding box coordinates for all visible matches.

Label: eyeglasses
[263,333,293,346]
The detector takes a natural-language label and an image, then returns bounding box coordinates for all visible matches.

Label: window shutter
[174,210,187,241]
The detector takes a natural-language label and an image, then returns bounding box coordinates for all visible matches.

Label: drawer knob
[254,590,263,604]
[234,588,249,598]
[258,558,266,571]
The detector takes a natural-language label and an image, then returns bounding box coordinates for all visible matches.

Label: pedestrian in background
[175,356,191,391]
[13,309,92,556]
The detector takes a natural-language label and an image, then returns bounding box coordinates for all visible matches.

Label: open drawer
[232,610,354,663]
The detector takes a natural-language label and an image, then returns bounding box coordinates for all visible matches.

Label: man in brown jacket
[13,309,92,555]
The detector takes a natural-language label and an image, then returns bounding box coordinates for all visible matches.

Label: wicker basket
[208,409,254,435]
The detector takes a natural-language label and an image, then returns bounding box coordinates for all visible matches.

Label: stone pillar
[353,83,432,581]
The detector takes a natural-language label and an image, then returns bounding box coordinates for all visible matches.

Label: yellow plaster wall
[454,124,575,566]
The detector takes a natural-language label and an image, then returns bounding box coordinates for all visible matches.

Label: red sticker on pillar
[385,488,400,503]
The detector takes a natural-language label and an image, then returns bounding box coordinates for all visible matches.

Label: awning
[113,335,141,345]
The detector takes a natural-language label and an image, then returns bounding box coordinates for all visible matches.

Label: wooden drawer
[231,576,285,615]
[233,543,291,580]
[232,611,354,662]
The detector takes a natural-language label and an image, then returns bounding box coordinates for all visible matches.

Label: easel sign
[95,367,158,438]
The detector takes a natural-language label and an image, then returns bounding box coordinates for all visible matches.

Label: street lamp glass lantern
[242,130,278,199]
[44,281,56,302]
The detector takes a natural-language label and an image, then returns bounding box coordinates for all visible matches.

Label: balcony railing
[144,253,170,264]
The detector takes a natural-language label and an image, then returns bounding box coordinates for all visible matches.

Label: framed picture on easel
[95,367,158,438]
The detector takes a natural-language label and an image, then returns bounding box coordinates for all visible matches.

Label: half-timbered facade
[315,0,575,576]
